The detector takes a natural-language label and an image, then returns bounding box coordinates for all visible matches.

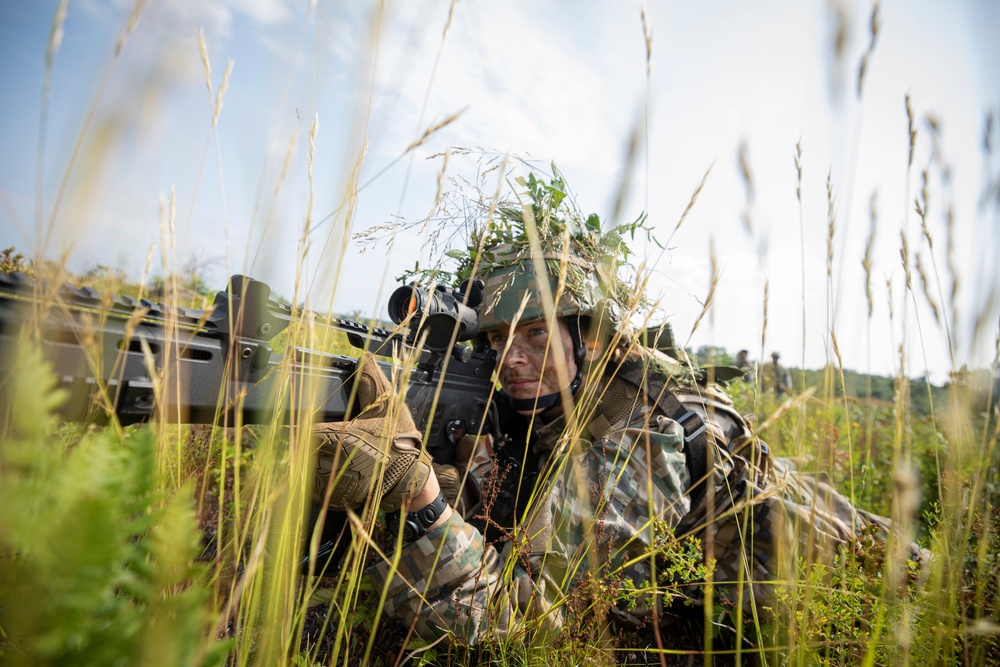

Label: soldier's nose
[501,341,529,367]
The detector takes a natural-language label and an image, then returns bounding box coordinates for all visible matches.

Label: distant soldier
[734,348,754,381]
[763,351,792,396]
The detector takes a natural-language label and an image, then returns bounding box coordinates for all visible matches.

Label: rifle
[0,272,498,570]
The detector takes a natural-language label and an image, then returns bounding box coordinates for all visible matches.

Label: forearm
[368,509,572,645]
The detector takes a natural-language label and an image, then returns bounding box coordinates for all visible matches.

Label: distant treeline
[687,345,999,418]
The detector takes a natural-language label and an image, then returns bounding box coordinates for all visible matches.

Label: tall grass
[1,2,999,666]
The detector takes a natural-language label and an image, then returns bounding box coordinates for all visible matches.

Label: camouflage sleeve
[366,414,691,645]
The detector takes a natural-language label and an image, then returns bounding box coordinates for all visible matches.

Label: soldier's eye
[528,327,547,338]
[489,335,506,348]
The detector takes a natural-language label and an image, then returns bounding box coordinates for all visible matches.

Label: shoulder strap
[608,360,715,508]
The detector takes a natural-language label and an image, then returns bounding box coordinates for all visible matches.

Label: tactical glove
[313,353,431,512]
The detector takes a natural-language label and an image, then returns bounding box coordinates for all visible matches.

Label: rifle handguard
[313,353,431,512]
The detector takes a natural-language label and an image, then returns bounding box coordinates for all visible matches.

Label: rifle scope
[388,279,483,347]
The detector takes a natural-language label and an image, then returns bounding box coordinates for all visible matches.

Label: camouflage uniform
[369,370,691,643]
[366,361,890,644]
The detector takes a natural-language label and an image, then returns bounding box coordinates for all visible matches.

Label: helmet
[477,244,605,333]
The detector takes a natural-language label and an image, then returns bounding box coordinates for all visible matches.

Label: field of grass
[2,2,1000,666]
[0,258,997,665]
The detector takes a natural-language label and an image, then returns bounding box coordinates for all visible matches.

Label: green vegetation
[2,3,999,664]
[2,262,998,665]
[0,346,228,667]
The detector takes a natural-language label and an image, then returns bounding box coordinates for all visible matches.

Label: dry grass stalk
[826,171,836,279]
[404,107,467,154]
[924,114,951,184]
[831,329,844,370]
[756,386,817,432]
[913,164,958,357]
[37,0,70,248]
[900,231,912,290]
[794,140,803,203]
[862,192,877,318]
[915,251,941,324]
[945,202,959,327]
[668,164,711,244]
[916,169,934,250]
[641,3,653,77]
[760,279,770,374]
[738,140,754,200]
[46,1,69,67]
[828,0,849,61]
[689,238,719,337]
[906,92,917,169]
[986,109,996,153]
[419,148,451,235]
[45,0,148,255]
[738,140,754,233]
[301,114,319,245]
[856,0,881,98]
[115,0,146,57]
[160,187,177,270]
[972,288,1000,348]
[197,27,212,96]
[886,277,894,322]
[212,60,235,128]
[442,0,458,39]
[609,114,642,227]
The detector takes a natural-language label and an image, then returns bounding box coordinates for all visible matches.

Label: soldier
[762,351,792,396]
[734,348,753,382]
[312,211,903,647]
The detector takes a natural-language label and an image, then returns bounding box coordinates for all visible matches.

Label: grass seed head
[794,140,803,202]
[863,191,877,318]
[212,60,234,128]
[689,238,719,337]
[899,231,911,289]
[641,4,653,77]
[915,251,941,324]
[906,91,917,169]
[46,0,69,69]
[826,171,836,277]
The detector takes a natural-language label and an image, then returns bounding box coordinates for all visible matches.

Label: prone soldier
[311,204,906,646]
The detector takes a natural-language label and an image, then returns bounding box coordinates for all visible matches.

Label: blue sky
[1,0,998,383]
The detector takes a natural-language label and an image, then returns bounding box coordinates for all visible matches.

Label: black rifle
[0,272,497,570]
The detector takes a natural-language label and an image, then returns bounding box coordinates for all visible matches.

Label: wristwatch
[385,490,449,543]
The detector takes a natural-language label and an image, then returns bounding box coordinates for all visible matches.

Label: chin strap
[504,316,587,415]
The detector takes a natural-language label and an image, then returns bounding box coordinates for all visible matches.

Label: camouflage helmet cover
[478,244,604,332]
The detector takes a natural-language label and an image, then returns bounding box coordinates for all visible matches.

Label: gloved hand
[313,353,431,512]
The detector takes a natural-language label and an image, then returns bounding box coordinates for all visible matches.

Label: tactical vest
[472,358,763,540]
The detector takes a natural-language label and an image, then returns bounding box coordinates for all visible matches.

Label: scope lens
[388,285,423,324]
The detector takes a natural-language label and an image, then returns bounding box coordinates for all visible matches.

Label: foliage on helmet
[378,155,659,329]
[468,167,656,330]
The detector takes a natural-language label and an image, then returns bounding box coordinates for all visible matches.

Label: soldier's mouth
[502,377,537,392]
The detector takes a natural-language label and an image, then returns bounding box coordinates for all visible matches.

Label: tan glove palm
[313,353,431,512]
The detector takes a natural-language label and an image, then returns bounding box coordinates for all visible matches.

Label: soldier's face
[486,318,578,410]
